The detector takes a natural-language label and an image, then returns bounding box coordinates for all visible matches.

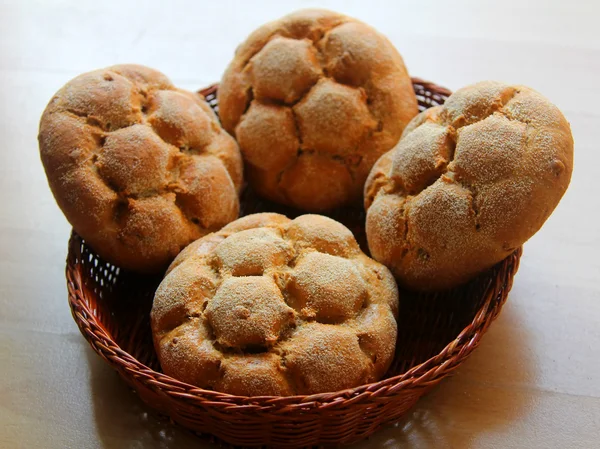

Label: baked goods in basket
[365,81,574,291]
[39,64,243,273]
[151,213,399,396]
[218,9,418,211]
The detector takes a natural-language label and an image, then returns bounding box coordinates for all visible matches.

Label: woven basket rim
[198,77,453,99]
[66,78,521,411]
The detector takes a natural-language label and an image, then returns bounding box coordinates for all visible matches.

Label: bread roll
[39,64,243,273]
[219,9,418,211]
[151,213,399,396]
[365,81,573,291]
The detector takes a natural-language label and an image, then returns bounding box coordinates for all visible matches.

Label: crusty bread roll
[365,81,573,291]
[151,213,399,396]
[218,9,418,212]
[39,64,243,273]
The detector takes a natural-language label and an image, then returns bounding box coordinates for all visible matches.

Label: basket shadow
[86,348,210,449]
[348,297,537,449]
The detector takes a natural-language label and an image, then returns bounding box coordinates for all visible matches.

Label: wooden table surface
[1,1,599,447]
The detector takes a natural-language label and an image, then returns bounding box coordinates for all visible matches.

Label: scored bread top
[218,9,418,211]
[151,213,399,396]
[39,64,243,273]
[365,81,574,291]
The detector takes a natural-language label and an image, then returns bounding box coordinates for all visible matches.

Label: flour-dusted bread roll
[365,81,573,291]
[151,213,399,396]
[218,9,418,212]
[39,64,243,273]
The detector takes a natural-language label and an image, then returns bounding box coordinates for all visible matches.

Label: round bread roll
[151,213,399,396]
[39,64,243,273]
[218,9,418,211]
[365,81,574,291]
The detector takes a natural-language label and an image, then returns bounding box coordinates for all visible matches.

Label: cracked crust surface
[151,213,399,396]
[364,81,574,291]
[39,64,243,273]
[218,9,418,212]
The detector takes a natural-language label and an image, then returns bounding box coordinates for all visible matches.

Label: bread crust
[39,64,243,272]
[151,213,399,396]
[219,9,418,211]
[365,81,574,291]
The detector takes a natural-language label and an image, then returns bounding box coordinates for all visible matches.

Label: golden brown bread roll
[151,213,399,396]
[39,64,243,273]
[218,9,418,211]
[365,81,574,291]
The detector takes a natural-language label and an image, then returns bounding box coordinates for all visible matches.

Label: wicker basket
[67,79,522,448]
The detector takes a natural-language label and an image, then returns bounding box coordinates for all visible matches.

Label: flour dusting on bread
[365,81,574,290]
[151,213,399,396]
[39,64,243,272]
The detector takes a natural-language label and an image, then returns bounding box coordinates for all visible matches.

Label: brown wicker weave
[66,78,521,448]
